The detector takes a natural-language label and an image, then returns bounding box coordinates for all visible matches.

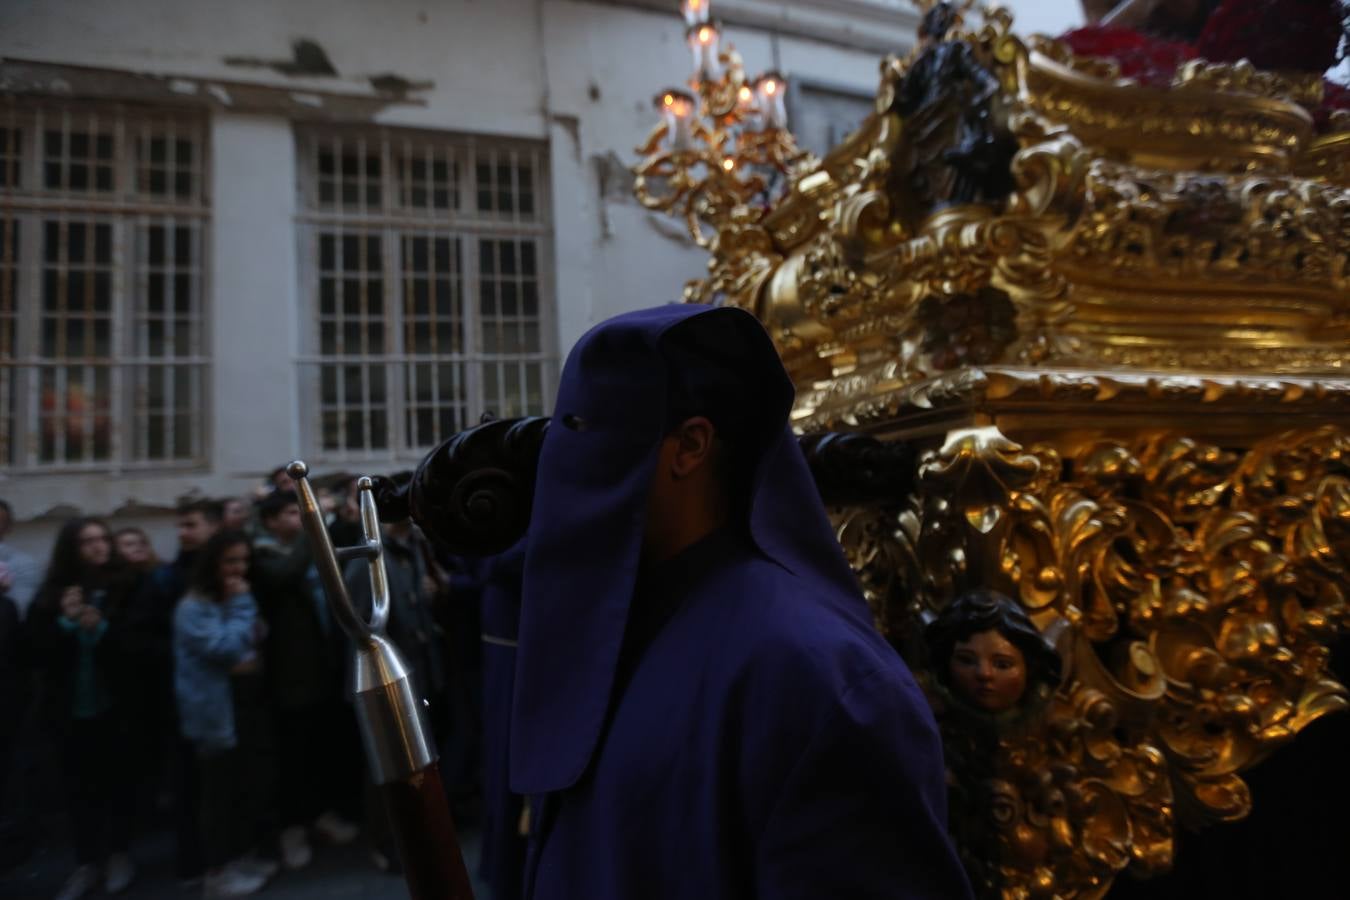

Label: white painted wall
[0,0,1079,558]
[211,114,303,475]
[998,0,1084,38]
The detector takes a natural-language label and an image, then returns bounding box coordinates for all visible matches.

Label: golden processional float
[629,0,1350,897]
[284,1,1348,898]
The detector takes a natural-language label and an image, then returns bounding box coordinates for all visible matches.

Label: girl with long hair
[112,527,159,574]
[27,517,138,900]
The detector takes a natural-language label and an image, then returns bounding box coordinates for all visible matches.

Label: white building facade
[0,0,1079,557]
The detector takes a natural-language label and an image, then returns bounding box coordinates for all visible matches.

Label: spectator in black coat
[0,562,26,823]
[251,491,360,870]
[121,499,222,883]
[27,518,140,900]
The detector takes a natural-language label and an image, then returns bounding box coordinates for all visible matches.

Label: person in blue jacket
[173,530,274,898]
[514,304,972,899]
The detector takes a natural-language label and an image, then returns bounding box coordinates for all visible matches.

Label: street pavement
[0,820,489,900]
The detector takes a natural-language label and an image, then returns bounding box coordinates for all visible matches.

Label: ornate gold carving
[1066,162,1348,293]
[835,424,1350,898]
[1296,130,1350,186]
[834,505,918,640]
[794,366,1350,435]
[667,9,1348,390]
[1172,59,1325,110]
[1020,50,1314,170]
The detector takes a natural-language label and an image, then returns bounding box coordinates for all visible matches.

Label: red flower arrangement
[1196,0,1344,73]
[1060,0,1350,131]
[1060,25,1197,87]
[1319,79,1350,130]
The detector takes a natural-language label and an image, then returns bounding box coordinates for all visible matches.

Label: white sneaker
[314,810,359,845]
[104,852,135,894]
[53,864,99,900]
[230,854,280,883]
[202,867,267,898]
[280,825,312,870]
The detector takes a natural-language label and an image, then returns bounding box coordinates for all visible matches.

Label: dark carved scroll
[377,417,916,556]
[373,416,550,557]
[798,431,916,507]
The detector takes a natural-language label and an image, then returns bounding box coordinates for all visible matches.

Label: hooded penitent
[514,303,971,899]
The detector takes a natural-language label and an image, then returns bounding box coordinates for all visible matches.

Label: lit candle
[755,71,787,130]
[688,23,723,83]
[736,83,760,129]
[655,89,697,152]
[680,0,711,29]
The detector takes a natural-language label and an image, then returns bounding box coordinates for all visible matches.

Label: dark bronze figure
[889,2,1017,222]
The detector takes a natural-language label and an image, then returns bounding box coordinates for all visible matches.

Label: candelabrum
[633,0,809,247]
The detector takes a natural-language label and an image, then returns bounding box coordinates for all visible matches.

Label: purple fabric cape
[513,304,971,899]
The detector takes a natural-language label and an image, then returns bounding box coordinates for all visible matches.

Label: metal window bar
[163,215,178,458]
[0,216,17,465]
[357,135,368,218]
[510,149,520,226]
[360,224,375,451]
[0,107,20,189]
[166,117,178,202]
[330,223,347,450]
[335,134,345,214]
[312,128,326,209]
[378,137,400,453]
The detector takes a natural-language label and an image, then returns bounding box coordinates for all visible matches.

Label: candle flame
[697,26,714,44]
[763,79,779,96]
[739,86,752,102]
[682,0,709,27]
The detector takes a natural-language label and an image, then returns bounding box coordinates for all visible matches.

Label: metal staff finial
[286,459,476,900]
[287,461,388,644]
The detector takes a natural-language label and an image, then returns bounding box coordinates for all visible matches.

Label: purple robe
[514,304,971,899]
[478,545,528,900]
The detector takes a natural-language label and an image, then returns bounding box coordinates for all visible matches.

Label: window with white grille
[0,101,209,471]
[297,127,553,458]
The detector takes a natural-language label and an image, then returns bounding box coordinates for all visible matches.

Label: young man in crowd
[219,498,251,534]
[252,491,361,869]
[123,499,223,884]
